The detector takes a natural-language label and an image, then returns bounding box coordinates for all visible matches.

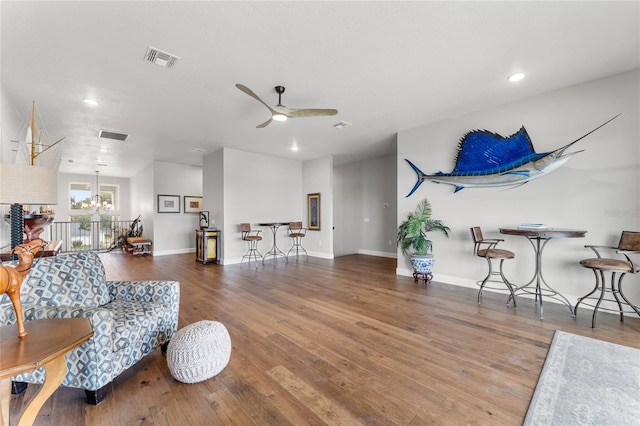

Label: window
[99,184,118,211]
[70,182,92,210]
[69,182,119,212]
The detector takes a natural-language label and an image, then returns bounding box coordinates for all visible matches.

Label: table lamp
[0,163,58,252]
[0,163,57,337]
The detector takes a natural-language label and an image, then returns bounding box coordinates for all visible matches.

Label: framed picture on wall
[307,193,320,231]
[157,194,180,213]
[184,196,203,213]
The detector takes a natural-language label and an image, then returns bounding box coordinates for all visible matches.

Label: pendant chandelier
[91,170,112,215]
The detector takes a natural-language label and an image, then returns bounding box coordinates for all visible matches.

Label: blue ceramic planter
[410,254,434,274]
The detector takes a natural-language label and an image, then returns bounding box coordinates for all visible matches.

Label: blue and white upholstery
[0,251,180,404]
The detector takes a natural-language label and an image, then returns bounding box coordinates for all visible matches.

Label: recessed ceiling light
[84,99,98,106]
[508,73,525,82]
[291,145,299,152]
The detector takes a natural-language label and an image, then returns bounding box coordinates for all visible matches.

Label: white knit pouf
[167,320,232,383]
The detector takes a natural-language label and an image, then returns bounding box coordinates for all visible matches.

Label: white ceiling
[2,1,638,178]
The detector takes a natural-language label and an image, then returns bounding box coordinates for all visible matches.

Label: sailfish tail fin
[405,159,426,197]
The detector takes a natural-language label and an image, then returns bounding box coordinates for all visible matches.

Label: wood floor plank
[8,252,640,425]
[266,365,366,426]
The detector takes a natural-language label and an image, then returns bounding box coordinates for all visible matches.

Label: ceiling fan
[235,84,338,128]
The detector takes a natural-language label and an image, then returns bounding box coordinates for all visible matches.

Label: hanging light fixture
[91,170,112,214]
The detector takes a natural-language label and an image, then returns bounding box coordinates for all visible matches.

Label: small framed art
[157,194,180,213]
[184,196,203,213]
[307,192,320,231]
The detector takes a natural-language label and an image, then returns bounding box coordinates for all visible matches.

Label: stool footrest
[127,238,152,256]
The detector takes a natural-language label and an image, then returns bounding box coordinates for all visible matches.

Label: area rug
[524,330,640,425]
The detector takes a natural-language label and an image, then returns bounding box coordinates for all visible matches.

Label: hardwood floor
[8,252,640,425]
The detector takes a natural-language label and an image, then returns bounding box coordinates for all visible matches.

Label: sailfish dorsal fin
[452,127,538,173]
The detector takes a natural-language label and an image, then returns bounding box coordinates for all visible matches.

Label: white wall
[360,155,397,257]
[334,161,362,256]
[152,161,202,255]
[130,163,154,241]
[202,147,224,242]
[334,154,397,258]
[215,148,302,264]
[302,156,333,259]
[397,70,640,308]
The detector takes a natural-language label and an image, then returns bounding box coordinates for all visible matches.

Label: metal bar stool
[287,221,307,258]
[470,227,517,307]
[240,223,263,267]
[575,231,640,328]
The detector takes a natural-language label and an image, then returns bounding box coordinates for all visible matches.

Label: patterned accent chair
[0,251,180,405]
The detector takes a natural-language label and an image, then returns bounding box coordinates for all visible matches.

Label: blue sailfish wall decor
[405,114,620,197]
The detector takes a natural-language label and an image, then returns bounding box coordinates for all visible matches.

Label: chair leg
[477,257,493,304]
[610,271,625,322]
[287,236,307,259]
[576,267,640,328]
[591,270,607,328]
[617,274,640,317]
[252,241,263,266]
[85,384,109,405]
[478,257,516,307]
[11,381,27,394]
[574,271,600,316]
[242,240,262,268]
[499,259,516,308]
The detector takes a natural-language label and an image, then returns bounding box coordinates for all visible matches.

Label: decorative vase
[410,254,434,285]
[411,254,434,273]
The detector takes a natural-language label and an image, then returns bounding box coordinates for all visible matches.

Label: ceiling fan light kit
[236,83,338,128]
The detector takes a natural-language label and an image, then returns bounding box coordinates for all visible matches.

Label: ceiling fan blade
[235,84,274,111]
[256,117,273,128]
[286,108,339,118]
[238,84,337,127]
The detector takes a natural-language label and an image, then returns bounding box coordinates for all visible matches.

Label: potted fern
[397,198,450,280]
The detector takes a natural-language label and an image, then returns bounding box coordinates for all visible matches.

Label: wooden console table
[0,241,62,262]
[1,318,93,426]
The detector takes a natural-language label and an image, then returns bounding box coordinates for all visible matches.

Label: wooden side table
[1,318,93,426]
[0,241,62,262]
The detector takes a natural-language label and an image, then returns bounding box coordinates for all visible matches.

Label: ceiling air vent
[145,46,179,68]
[99,130,128,141]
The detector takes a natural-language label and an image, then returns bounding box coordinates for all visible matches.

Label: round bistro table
[258,222,291,264]
[499,227,587,318]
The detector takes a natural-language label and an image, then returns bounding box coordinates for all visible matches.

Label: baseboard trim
[358,249,397,258]
[395,269,638,316]
[153,248,196,257]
